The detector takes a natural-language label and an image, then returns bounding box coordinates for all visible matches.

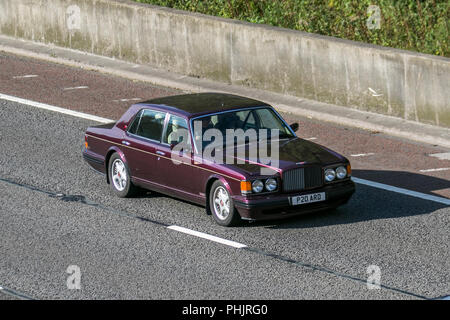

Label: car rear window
[127,110,143,134]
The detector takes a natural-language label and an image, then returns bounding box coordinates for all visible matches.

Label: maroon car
[83,93,355,226]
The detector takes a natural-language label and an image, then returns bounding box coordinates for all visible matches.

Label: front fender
[204,174,235,215]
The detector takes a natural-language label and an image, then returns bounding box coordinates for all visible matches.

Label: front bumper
[233,179,355,221]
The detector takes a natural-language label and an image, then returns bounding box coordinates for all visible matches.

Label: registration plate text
[291,192,326,205]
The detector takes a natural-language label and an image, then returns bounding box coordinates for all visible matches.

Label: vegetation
[135,0,449,57]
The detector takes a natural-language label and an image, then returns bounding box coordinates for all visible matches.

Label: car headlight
[252,180,264,193]
[324,169,336,182]
[265,178,277,192]
[336,166,347,179]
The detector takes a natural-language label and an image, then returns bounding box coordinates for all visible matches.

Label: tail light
[84,135,89,149]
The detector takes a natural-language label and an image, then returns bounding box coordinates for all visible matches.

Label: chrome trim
[126,131,161,145]
[126,108,144,134]
[282,166,323,192]
[126,107,167,143]
[242,177,280,195]
[160,112,170,144]
[323,163,351,184]
[283,168,305,192]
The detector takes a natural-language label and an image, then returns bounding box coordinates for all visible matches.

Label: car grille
[282,166,323,192]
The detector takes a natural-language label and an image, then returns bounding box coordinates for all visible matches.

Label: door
[154,113,196,195]
[122,108,167,184]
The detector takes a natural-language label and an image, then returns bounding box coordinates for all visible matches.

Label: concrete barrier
[1,0,449,127]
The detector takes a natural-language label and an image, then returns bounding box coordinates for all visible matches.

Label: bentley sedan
[83,93,355,226]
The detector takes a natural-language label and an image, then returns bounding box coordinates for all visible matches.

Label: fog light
[252,180,264,193]
[324,169,336,182]
[336,166,347,179]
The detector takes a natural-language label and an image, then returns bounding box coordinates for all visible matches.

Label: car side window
[130,109,166,141]
[163,114,190,146]
[127,110,143,135]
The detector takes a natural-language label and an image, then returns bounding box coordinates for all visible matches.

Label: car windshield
[191,107,295,151]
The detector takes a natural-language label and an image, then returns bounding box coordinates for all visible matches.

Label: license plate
[291,192,326,206]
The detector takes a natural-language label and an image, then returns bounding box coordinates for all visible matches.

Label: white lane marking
[13,75,38,79]
[352,177,450,206]
[304,137,317,140]
[2,93,449,206]
[350,153,375,157]
[419,168,450,173]
[167,225,247,249]
[0,93,113,123]
[113,98,141,103]
[63,86,89,91]
[429,152,450,161]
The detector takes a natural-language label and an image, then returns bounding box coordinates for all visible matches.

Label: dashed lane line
[419,168,450,173]
[350,153,375,157]
[0,93,113,124]
[352,177,450,206]
[63,86,89,91]
[167,225,247,249]
[113,98,142,103]
[428,152,450,161]
[13,74,38,79]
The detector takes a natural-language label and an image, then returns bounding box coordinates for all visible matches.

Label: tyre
[108,153,138,197]
[209,180,241,227]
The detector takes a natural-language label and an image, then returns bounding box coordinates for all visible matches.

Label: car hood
[219,137,346,176]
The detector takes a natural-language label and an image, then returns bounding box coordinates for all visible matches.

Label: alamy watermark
[366,5,381,30]
[66,5,81,31]
[366,264,381,290]
[66,265,81,290]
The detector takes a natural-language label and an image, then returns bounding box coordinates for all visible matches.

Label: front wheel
[108,153,138,197]
[209,180,241,227]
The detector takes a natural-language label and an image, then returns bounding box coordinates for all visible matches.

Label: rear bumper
[82,150,105,173]
[233,180,355,221]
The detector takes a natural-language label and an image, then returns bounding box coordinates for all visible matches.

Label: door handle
[122,140,130,146]
[156,150,165,156]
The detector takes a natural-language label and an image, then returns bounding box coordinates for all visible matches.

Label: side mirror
[290,123,299,132]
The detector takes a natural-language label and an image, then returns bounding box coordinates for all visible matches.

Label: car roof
[137,92,268,117]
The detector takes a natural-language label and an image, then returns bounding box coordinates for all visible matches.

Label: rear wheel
[108,153,138,197]
[209,180,241,227]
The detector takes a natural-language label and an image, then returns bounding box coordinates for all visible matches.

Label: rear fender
[105,146,127,184]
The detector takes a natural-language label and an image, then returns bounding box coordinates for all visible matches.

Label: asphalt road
[0,52,449,300]
[1,52,449,198]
